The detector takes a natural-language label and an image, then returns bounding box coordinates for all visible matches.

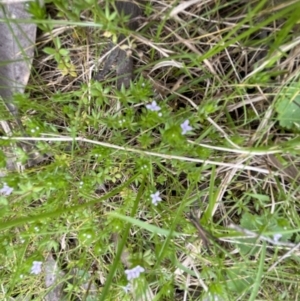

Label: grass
[1,0,300,300]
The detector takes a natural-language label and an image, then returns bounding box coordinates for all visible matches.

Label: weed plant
[0,0,300,300]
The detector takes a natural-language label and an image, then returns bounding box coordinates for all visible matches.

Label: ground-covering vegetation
[1,0,300,300]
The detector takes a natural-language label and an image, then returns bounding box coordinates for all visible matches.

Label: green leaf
[238,212,292,256]
[248,242,266,301]
[0,197,8,206]
[109,212,183,237]
[54,36,61,49]
[59,48,69,56]
[226,267,254,294]
[276,91,300,130]
[43,47,56,55]
[245,193,269,202]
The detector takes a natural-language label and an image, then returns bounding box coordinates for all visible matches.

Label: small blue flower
[30,261,43,275]
[180,120,193,135]
[0,182,13,196]
[146,101,161,111]
[150,191,162,206]
[125,265,145,281]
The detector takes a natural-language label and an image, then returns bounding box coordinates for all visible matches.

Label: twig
[0,135,272,174]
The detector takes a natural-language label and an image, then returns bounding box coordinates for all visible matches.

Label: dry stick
[268,242,300,272]
[228,223,299,249]
[0,135,271,174]
[188,140,282,155]
[187,212,219,251]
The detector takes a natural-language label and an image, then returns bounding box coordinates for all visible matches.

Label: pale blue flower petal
[125,265,145,281]
[181,119,193,135]
[136,265,145,273]
[146,101,161,112]
[150,191,162,205]
[30,261,43,275]
[0,182,13,196]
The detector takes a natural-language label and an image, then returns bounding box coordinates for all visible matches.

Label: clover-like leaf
[276,87,300,130]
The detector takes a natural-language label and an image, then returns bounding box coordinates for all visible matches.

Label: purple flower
[146,101,161,112]
[180,120,193,135]
[0,183,13,196]
[30,261,43,275]
[150,191,162,206]
[125,265,145,281]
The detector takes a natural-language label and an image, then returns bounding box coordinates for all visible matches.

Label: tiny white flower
[30,261,43,275]
[31,129,35,133]
[122,283,132,293]
[150,191,162,206]
[180,120,193,135]
[0,183,13,196]
[273,233,282,243]
[146,101,161,112]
